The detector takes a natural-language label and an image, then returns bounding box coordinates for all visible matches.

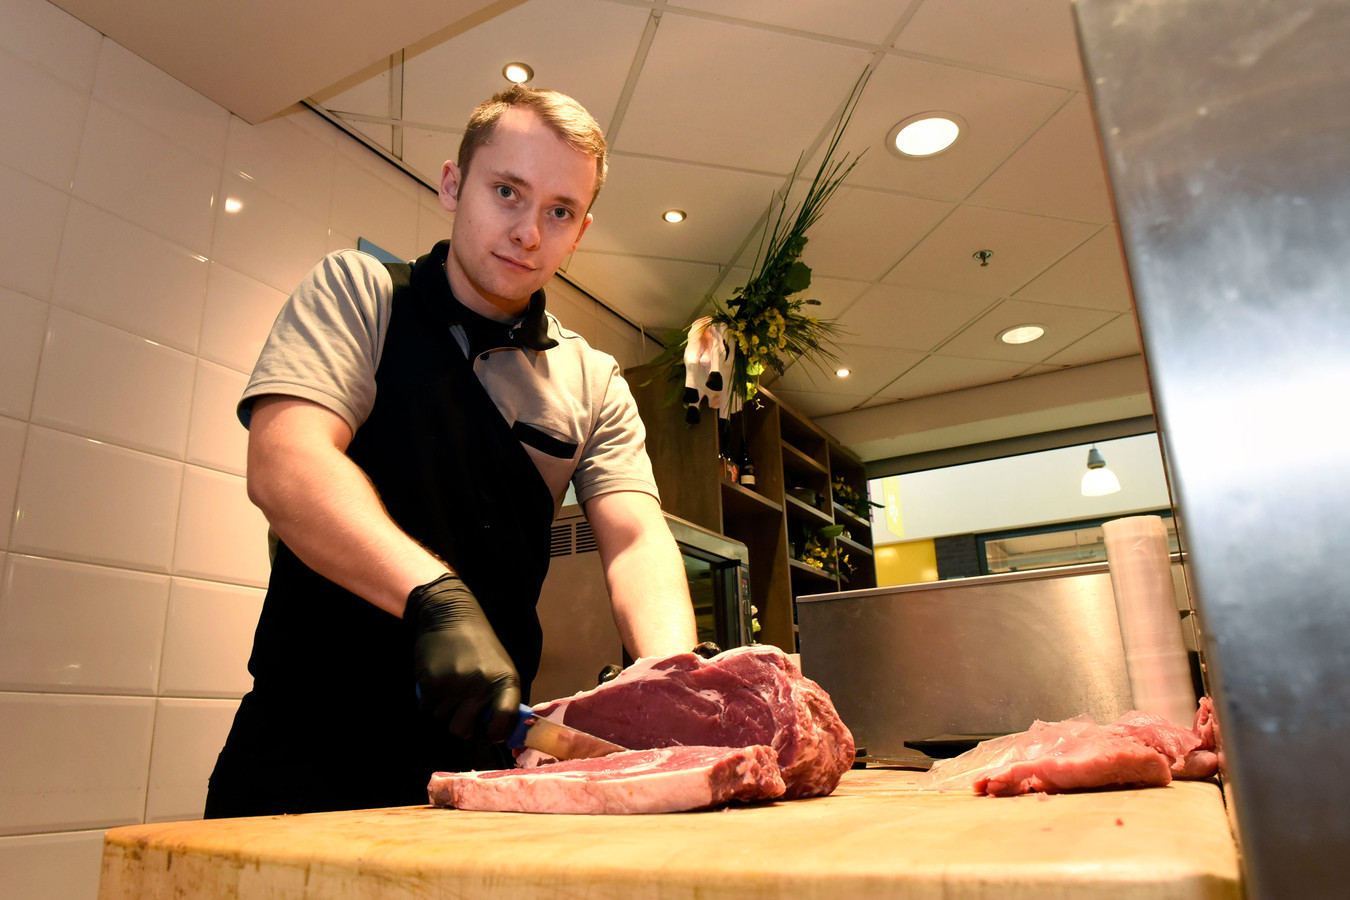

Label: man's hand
[404,574,520,741]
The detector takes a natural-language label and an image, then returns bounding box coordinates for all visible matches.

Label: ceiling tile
[937,297,1118,363]
[675,0,907,44]
[581,156,785,263]
[399,126,460,186]
[820,53,1072,202]
[776,341,926,398]
[765,386,871,419]
[893,0,1087,89]
[1042,315,1142,367]
[798,185,954,282]
[882,204,1099,295]
[615,14,873,172]
[837,283,996,352]
[400,0,652,134]
[1014,226,1134,312]
[876,354,1029,401]
[966,93,1114,224]
[563,250,721,334]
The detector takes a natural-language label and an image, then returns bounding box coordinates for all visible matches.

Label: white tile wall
[0,692,156,834]
[0,830,105,900]
[144,698,240,823]
[0,554,170,693]
[171,465,271,587]
[199,262,288,374]
[185,360,249,475]
[31,308,197,458]
[10,426,182,571]
[51,200,211,353]
[0,288,48,419]
[0,417,28,549]
[158,578,262,699]
[0,6,649,898]
[72,101,220,256]
[0,164,70,301]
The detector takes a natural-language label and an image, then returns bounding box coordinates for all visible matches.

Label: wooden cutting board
[99,769,1241,899]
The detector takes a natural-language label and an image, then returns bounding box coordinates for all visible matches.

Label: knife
[506,704,627,760]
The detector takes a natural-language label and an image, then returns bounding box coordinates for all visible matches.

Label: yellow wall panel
[875,540,938,586]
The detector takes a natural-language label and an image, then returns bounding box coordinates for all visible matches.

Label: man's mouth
[494,253,535,272]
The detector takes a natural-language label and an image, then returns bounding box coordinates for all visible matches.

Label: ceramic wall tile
[93,39,229,165]
[330,154,420,263]
[51,199,210,353]
[0,48,88,192]
[0,418,25,550]
[211,171,330,295]
[224,113,334,222]
[0,164,70,302]
[0,692,155,834]
[72,101,218,256]
[185,360,248,475]
[31,308,196,459]
[198,262,285,374]
[159,578,262,699]
[10,426,182,572]
[0,554,169,693]
[172,465,270,588]
[0,288,48,420]
[144,697,239,822]
[0,829,105,900]
[0,0,102,91]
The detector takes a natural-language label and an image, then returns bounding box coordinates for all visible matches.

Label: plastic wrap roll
[1102,515,1196,727]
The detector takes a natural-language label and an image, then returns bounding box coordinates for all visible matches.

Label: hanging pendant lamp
[1081,445,1121,496]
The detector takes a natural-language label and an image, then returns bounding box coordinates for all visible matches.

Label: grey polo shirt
[239,248,659,510]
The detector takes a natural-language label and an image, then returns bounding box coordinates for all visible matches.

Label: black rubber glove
[692,641,722,659]
[404,573,520,742]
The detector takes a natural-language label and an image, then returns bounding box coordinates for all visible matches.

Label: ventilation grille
[549,520,597,558]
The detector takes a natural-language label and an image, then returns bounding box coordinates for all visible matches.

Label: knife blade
[506,703,627,760]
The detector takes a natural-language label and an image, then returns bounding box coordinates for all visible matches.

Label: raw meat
[917,696,1221,796]
[974,732,1174,797]
[522,645,855,799]
[428,744,785,814]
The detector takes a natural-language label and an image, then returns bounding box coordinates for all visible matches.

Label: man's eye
[549,207,572,220]
[496,185,515,199]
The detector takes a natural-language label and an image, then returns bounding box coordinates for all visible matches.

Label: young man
[204,86,697,817]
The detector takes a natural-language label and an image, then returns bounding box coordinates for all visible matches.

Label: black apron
[205,245,557,817]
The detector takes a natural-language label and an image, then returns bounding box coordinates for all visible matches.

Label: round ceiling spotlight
[662,209,687,224]
[887,112,965,158]
[835,367,851,378]
[999,324,1046,345]
[503,62,534,84]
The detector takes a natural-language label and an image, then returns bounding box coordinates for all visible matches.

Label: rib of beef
[521,645,855,799]
[429,744,785,814]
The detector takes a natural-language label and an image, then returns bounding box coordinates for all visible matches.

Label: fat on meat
[429,744,785,814]
[917,696,1220,796]
[523,645,855,799]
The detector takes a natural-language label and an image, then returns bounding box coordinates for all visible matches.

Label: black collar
[411,240,558,353]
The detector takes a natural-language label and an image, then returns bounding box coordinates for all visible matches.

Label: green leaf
[783,260,812,295]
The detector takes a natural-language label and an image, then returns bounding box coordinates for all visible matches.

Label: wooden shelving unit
[627,368,876,653]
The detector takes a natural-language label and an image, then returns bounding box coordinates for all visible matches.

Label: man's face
[439,107,596,318]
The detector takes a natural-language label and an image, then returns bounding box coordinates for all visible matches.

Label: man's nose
[510,212,541,250]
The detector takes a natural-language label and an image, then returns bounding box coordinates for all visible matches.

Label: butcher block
[98,769,1240,899]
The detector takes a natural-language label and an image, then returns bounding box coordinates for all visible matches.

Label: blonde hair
[459,85,608,200]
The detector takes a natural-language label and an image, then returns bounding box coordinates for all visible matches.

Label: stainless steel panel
[797,564,1135,765]
[1074,2,1350,896]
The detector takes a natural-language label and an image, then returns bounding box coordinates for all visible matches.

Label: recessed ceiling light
[503,62,534,84]
[223,197,243,213]
[662,209,686,224]
[887,112,964,158]
[835,367,851,378]
[999,324,1046,345]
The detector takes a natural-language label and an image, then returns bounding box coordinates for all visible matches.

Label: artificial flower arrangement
[799,523,850,578]
[648,76,869,420]
[832,476,882,521]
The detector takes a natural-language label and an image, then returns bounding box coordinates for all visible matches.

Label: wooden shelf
[628,372,876,655]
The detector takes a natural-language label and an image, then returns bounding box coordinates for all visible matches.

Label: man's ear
[439,161,462,212]
[568,212,594,254]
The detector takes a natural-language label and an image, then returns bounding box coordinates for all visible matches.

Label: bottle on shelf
[738,447,756,487]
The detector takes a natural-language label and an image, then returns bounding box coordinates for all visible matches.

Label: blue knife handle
[506,703,535,749]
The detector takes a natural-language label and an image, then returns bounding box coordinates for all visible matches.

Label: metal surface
[797,564,1140,766]
[1074,2,1350,896]
[520,713,627,761]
